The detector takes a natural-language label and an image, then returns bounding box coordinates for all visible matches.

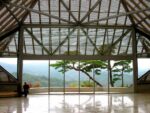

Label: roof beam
[83,7,150,24]
[25,28,51,55]
[0,0,19,23]
[8,2,75,24]
[136,28,150,40]
[81,28,100,54]
[80,0,102,23]
[0,26,19,42]
[23,23,132,29]
[125,1,150,29]
[21,0,38,22]
[52,27,76,55]
[22,54,133,60]
[60,0,78,22]
[121,0,135,25]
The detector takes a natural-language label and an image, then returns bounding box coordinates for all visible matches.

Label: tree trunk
[108,60,114,87]
[121,69,124,87]
[67,65,103,87]
[82,70,102,87]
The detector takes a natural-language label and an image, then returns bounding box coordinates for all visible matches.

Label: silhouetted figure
[23,82,29,97]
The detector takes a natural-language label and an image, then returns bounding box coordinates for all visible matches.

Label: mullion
[109,0,121,54]
[69,0,71,21]
[84,28,89,55]
[59,0,61,24]
[48,0,51,24]
[23,36,27,54]
[102,0,112,51]
[76,28,80,55]
[14,34,18,54]
[111,0,121,44]
[88,0,92,22]
[38,0,44,55]
[68,1,71,55]
[93,0,102,55]
[48,0,52,54]
[125,33,132,54]
[59,28,61,55]
[31,28,35,55]
[86,0,92,55]
[136,34,141,55]
[7,46,10,56]
[117,15,128,55]
[78,0,81,21]
[93,28,98,55]
[29,13,35,55]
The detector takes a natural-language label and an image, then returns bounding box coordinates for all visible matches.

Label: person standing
[23,82,29,97]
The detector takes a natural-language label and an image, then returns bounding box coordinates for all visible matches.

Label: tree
[50,60,108,87]
[98,43,116,87]
[111,60,133,87]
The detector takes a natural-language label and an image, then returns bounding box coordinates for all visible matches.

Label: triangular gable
[138,70,150,84]
[0,65,17,83]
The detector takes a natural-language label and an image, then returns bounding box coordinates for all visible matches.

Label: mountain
[0,60,149,87]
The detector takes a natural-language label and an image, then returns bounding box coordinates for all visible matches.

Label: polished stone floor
[0,94,150,113]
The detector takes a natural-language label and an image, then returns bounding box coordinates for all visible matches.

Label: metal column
[17,27,24,96]
[132,28,138,93]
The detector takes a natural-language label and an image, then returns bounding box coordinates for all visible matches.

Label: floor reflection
[0,94,150,113]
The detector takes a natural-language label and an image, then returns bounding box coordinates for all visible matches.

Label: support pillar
[17,27,24,96]
[132,28,138,93]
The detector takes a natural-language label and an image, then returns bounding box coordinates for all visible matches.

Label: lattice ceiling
[0,0,150,57]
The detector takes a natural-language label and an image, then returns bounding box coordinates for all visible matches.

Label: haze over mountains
[0,59,150,87]
[0,60,149,77]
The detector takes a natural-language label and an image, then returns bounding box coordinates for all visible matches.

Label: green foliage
[50,60,108,76]
[68,83,78,87]
[112,78,121,84]
[112,68,121,72]
[12,72,64,87]
[98,44,116,55]
[111,60,133,87]
[113,74,121,77]
[81,81,94,87]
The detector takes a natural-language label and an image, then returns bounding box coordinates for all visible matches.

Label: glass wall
[49,60,64,94]
[95,66,109,94]
[65,61,79,94]
[23,60,49,94]
[0,58,17,78]
[109,60,133,93]
[138,58,150,78]
[22,59,134,94]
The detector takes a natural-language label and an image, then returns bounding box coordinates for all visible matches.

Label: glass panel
[23,60,49,94]
[138,58,150,78]
[94,60,108,94]
[49,60,64,94]
[65,60,79,94]
[79,60,94,93]
[109,60,133,93]
[0,58,17,77]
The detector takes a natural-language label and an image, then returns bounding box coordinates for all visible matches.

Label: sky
[0,58,150,72]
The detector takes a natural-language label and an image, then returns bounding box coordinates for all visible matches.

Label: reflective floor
[0,94,150,113]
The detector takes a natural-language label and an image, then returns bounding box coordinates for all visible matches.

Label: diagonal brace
[81,27,100,53]
[25,28,51,55]
[52,27,76,55]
